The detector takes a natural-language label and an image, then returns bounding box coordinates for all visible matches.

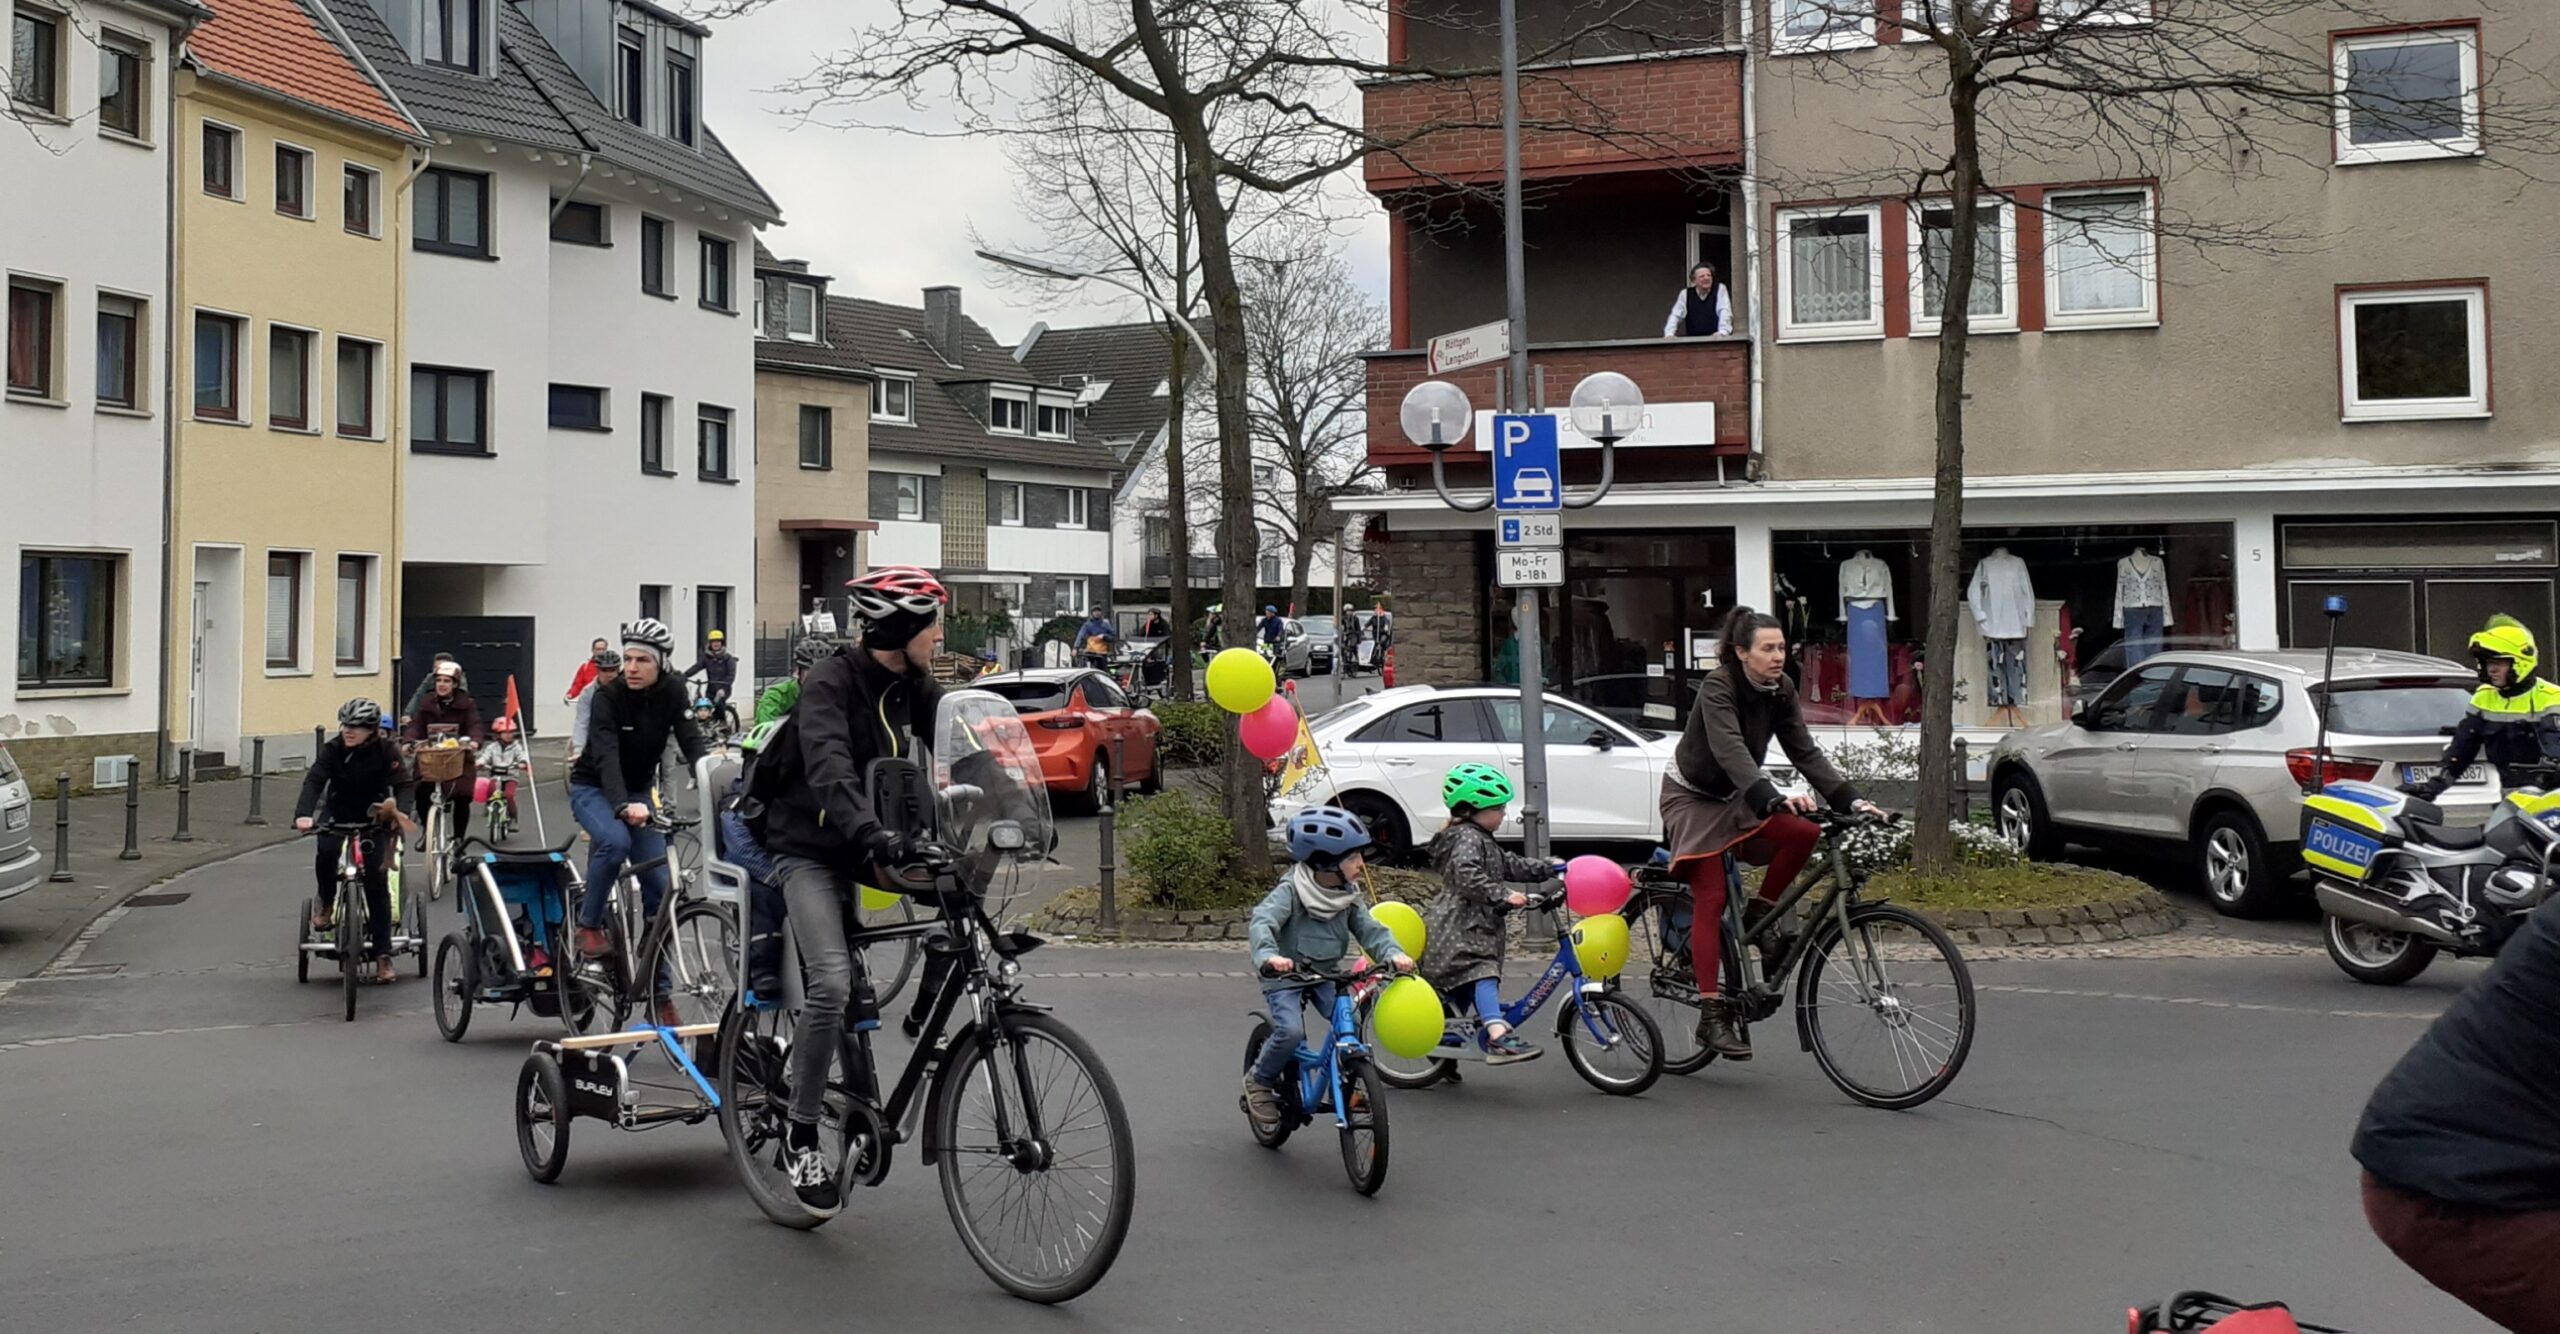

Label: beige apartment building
[751,246,875,647]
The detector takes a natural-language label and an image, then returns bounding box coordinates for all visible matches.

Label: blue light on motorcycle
[2324,595,2349,616]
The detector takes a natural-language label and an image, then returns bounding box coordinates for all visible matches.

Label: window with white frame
[1258,528,1284,588]
[98,29,149,139]
[1775,205,1885,341]
[334,554,373,669]
[785,282,818,340]
[1035,399,1072,439]
[996,481,1024,526]
[989,390,1028,434]
[1910,200,2015,334]
[1899,0,2011,41]
[872,373,914,424]
[266,552,308,670]
[2338,284,2490,422]
[1061,489,1090,529]
[1772,0,1872,53]
[10,5,64,115]
[1054,577,1090,616]
[2335,27,2480,164]
[895,473,925,521]
[2039,0,2149,26]
[2044,188,2158,328]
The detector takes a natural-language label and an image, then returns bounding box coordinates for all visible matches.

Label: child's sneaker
[1485,1032,1543,1065]
[1240,1075,1283,1130]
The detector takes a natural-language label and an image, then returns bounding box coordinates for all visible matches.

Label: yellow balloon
[858,885,903,914]
[1570,913,1630,980]
[1369,975,1447,1060]
[1370,900,1427,960]
[1206,647,1277,715]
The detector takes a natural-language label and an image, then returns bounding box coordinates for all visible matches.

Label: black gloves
[865,825,957,873]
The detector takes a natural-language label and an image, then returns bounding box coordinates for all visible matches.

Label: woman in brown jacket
[1660,606,1877,1059]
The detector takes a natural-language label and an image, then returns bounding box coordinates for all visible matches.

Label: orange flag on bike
[504,674,523,727]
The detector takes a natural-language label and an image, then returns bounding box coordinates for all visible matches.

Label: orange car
[975,669,1163,811]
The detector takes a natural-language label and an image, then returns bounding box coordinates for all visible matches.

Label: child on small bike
[475,715,528,811]
[1420,763,1565,1064]
[1244,806,1414,1130]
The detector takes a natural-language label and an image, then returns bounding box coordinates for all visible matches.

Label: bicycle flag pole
[507,674,551,843]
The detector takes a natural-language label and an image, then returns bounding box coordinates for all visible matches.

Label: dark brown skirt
[1659,778,1763,871]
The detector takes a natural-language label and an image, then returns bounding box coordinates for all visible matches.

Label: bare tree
[1767,0,2560,868]
[1240,237,1382,614]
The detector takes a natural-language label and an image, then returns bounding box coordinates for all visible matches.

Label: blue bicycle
[1241,961,1391,1195]
[1355,891,1664,1097]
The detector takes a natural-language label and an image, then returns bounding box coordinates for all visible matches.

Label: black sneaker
[785,1122,840,1213]
[900,1011,927,1042]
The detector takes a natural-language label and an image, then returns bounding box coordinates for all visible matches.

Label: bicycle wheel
[936,1010,1135,1304]
[649,900,738,1029]
[1557,992,1665,1097]
[337,890,360,1022]
[861,893,923,1008]
[1358,994,1455,1089]
[433,933,476,1042]
[1336,1057,1389,1196]
[1624,897,1712,1075]
[1797,902,1976,1110]
[1240,1021,1295,1149]
[296,897,314,984]
[516,1052,571,1182]
[715,1001,863,1230]
[424,803,449,903]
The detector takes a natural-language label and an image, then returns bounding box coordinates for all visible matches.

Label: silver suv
[1987,649,2485,918]
[0,744,40,905]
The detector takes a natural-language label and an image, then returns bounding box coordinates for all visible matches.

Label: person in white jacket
[1663,264,1733,338]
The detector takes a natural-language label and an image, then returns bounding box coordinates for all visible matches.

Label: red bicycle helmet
[846,565,949,626]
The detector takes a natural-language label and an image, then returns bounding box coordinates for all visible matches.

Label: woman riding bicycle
[406,661,484,846]
[1660,605,1881,1060]
[567,618,711,1011]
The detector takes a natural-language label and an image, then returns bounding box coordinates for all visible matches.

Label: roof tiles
[188,0,422,140]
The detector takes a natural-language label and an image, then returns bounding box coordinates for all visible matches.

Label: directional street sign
[1491,413,1561,513]
[1497,513,1561,548]
[1496,548,1564,588]
[1427,319,1510,374]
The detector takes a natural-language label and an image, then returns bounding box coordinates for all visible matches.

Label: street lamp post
[1400,372,1638,868]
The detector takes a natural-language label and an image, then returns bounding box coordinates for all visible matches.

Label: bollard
[119,774,141,860]
[244,738,268,826]
[1951,736,1971,824]
[1097,735,1124,934]
[173,747,195,843]
[314,724,325,760]
[47,773,73,882]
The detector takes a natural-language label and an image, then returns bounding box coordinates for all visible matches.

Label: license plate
[2402,764,2487,786]
[3,804,25,832]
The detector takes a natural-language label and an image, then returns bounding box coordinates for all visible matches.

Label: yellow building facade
[166,0,423,767]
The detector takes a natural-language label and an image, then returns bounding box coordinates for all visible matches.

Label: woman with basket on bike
[1661,606,1883,1060]
[294,700,409,984]
[406,661,484,846]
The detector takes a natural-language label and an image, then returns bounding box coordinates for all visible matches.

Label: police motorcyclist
[2405,616,2560,801]
[749,565,955,1214]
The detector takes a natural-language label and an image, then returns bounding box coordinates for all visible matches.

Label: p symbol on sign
[1500,416,1532,458]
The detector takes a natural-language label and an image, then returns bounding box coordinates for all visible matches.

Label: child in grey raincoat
[1421,762,1564,1064]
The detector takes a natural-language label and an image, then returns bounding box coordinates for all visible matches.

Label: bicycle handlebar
[1258,959,1392,984]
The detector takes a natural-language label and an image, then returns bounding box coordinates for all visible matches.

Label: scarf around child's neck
[1291,864,1359,920]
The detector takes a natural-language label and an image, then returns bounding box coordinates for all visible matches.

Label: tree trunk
[1911,68,1984,871]
[1290,523,1315,618]
[1163,329,1195,701]
[1173,102,1272,877]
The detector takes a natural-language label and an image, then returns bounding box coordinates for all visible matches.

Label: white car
[1277,685,1677,860]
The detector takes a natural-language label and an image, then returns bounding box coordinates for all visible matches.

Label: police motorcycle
[2302,767,2560,986]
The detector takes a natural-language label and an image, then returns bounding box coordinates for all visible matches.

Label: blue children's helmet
[1285,805,1373,869]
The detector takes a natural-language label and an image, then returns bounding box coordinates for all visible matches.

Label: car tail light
[2286,748,2381,788]
[1037,716,1086,731]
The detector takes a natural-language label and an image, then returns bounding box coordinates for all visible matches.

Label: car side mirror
[1584,729,1615,751]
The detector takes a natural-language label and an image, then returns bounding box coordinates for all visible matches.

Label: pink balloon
[1563,855,1632,917]
[1239,696,1300,760]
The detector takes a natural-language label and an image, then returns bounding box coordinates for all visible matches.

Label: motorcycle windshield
[933,689,1055,914]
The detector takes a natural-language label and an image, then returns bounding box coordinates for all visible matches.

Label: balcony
[1364,335,1751,471]
[1142,555,1225,585]
[1363,48,1742,193]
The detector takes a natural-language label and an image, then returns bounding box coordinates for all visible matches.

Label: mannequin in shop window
[2116,546,2173,665]
[1968,546,2035,728]
[1773,572,1811,686]
[1838,548,1895,726]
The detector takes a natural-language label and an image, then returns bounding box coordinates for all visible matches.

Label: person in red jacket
[564,637,614,702]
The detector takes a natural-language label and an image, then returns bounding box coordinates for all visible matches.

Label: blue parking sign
[1491,414,1561,512]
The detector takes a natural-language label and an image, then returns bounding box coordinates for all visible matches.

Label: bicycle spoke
[940,1018,1129,1295]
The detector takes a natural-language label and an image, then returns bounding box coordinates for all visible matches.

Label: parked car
[1299,619,1338,675]
[1987,649,2483,918]
[1276,684,1676,861]
[2068,635,2230,712]
[0,744,39,905]
[974,669,1164,812]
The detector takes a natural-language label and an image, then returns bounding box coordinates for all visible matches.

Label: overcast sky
[699,2,1391,343]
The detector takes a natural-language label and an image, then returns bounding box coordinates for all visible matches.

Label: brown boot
[1694,998,1753,1061]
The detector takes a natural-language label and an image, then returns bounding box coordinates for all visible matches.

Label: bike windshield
[933,689,1055,915]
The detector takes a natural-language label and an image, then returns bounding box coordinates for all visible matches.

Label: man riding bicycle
[749,564,956,1213]
[684,630,742,733]
[568,618,711,1022]
[294,700,408,985]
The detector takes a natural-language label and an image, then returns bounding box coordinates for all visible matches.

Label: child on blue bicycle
[1421,763,1565,1065]
[1244,806,1414,1131]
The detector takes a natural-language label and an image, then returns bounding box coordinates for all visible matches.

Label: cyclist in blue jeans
[1243,806,1414,1131]
[567,618,709,1019]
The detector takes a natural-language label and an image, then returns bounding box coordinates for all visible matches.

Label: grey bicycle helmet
[1284,805,1373,870]
[791,637,830,671]
[621,617,675,657]
[337,698,382,729]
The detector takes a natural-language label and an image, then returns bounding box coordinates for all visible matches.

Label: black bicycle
[1620,808,1976,1109]
[565,808,735,1034]
[713,751,1133,1304]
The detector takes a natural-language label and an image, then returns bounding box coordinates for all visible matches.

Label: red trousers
[2364,1172,2560,1333]
[1683,813,1821,993]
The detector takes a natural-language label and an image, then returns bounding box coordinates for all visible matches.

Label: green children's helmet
[1443,762,1515,813]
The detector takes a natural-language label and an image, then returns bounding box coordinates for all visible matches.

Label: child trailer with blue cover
[433,838,585,1041]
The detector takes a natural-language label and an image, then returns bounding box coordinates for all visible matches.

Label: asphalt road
[0,840,2496,1333]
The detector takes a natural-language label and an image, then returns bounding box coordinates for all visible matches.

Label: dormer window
[989,390,1028,435]
[423,0,481,72]
[664,51,696,146]
[785,282,818,340]
[616,27,645,127]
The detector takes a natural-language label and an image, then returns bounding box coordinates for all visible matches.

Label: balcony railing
[1142,555,1226,584]
[1363,50,1742,192]
[1363,335,1751,468]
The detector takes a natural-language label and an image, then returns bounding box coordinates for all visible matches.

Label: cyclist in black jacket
[568,619,710,1002]
[749,564,952,1214]
[294,699,408,984]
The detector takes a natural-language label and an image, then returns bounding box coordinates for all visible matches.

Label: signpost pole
[1495,0,1547,869]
